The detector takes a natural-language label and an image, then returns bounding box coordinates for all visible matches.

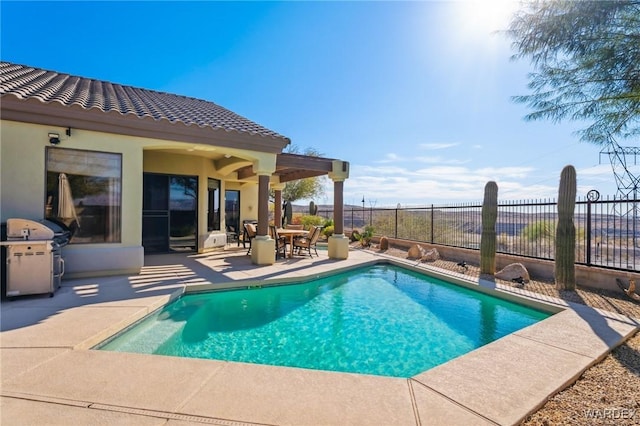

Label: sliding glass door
[143,173,198,253]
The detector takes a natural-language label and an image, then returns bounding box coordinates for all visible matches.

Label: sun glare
[454,0,520,35]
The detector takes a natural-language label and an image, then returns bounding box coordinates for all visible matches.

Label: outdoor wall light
[48,133,61,145]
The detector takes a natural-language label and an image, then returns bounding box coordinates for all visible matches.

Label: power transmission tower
[599,138,640,248]
[599,138,640,201]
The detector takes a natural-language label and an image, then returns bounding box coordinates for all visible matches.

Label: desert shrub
[521,220,556,240]
[300,215,324,229]
[323,225,334,238]
[356,225,375,247]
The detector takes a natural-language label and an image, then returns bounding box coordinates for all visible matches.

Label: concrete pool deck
[1,248,638,425]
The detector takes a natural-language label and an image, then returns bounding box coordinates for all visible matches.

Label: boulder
[495,263,530,283]
[407,244,427,260]
[421,248,440,262]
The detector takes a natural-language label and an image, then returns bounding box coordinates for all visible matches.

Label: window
[45,147,122,243]
[225,190,240,234]
[208,178,221,232]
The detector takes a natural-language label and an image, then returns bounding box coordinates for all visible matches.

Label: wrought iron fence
[317,195,640,273]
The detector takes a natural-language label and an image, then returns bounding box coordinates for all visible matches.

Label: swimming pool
[98,264,551,377]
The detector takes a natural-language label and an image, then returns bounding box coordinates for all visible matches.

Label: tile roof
[0,61,289,142]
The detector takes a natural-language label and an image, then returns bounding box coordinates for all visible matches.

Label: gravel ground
[365,244,640,425]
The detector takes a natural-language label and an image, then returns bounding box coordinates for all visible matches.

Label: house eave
[0,96,290,154]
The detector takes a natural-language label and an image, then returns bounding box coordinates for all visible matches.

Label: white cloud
[318,159,619,208]
[577,164,612,176]
[374,153,402,164]
[332,163,544,206]
[415,156,470,165]
[419,143,460,150]
[375,153,470,165]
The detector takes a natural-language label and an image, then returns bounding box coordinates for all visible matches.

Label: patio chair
[226,225,240,246]
[285,224,304,230]
[293,225,322,257]
[243,222,257,254]
[270,225,288,259]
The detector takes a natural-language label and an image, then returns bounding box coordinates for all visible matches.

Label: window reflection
[45,147,122,243]
[169,176,197,251]
[208,178,221,232]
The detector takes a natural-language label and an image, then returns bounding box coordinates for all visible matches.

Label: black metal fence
[318,196,640,273]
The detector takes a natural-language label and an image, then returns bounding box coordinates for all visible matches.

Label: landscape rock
[495,263,530,283]
[421,248,440,262]
[407,244,427,260]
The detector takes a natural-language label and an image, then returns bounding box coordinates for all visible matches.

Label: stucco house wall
[1,121,145,278]
[0,121,272,278]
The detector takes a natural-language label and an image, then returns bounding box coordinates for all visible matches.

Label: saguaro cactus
[309,200,318,216]
[555,165,577,290]
[480,181,498,274]
[283,201,293,226]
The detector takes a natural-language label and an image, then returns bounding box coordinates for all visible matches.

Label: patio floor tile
[1,348,70,384]
[0,306,152,349]
[514,308,638,359]
[180,361,417,426]
[411,334,594,425]
[1,397,166,426]
[410,380,495,426]
[1,350,224,414]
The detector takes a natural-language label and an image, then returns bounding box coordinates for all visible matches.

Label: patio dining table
[277,228,309,258]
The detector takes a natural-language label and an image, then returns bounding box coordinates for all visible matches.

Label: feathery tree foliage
[507,0,640,145]
[273,145,326,203]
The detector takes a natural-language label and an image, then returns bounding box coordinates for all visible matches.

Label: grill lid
[6,218,72,244]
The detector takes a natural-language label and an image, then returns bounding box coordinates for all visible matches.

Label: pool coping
[2,249,639,425]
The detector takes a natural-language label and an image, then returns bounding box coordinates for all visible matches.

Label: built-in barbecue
[1,218,72,298]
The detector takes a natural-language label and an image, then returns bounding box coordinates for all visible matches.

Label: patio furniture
[277,228,309,258]
[226,225,240,246]
[284,224,303,230]
[243,222,257,254]
[293,226,322,257]
[269,225,288,259]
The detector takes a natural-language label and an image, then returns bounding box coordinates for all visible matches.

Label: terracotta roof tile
[0,61,289,141]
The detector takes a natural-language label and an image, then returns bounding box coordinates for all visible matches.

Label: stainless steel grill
[1,218,71,298]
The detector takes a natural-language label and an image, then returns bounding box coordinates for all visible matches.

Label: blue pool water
[98,264,551,377]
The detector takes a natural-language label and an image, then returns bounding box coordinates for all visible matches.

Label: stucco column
[333,180,344,235]
[272,183,285,229]
[251,156,277,265]
[328,160,350,260]
[256,174,270,237]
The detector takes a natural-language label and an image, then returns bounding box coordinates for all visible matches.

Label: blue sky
[1,1,619,206]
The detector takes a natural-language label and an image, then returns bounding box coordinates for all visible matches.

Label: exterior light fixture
[48,133,60,145]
